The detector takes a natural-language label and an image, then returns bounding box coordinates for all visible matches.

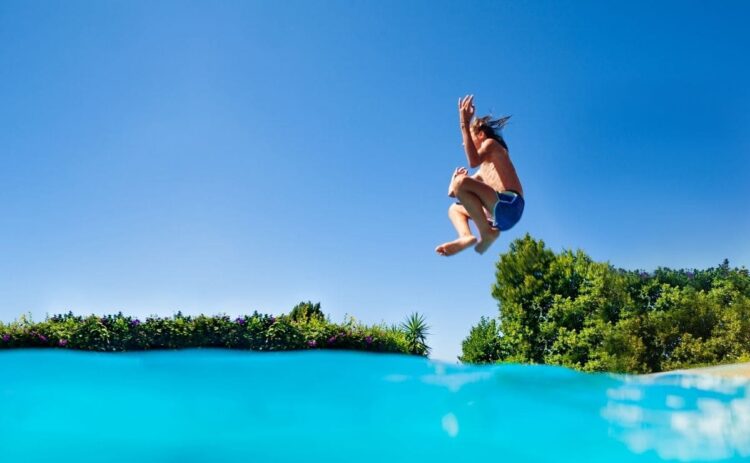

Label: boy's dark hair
[470,115,511,151]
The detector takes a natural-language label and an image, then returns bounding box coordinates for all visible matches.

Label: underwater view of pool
[1,349,748,462]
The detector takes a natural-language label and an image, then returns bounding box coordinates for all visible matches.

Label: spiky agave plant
[400,312,430,356]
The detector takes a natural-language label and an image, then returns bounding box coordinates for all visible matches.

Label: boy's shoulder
[479,138,507,159]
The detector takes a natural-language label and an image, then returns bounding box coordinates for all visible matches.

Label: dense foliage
[460,235,750,373]
[0,304,430,356]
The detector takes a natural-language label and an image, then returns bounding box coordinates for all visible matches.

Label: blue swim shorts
[492,190,524,231]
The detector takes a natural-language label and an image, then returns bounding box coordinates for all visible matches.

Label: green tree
[459,316,505,363]
[461,234,750,374]
[289,301,325,322]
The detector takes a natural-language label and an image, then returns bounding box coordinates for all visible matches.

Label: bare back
[476,139,523,196]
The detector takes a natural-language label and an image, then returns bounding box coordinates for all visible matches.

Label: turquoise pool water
[1,349,748,462]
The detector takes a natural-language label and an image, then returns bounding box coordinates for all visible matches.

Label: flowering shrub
[0,307,428,356]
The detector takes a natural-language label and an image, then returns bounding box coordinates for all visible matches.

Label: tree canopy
[460,235,750,373]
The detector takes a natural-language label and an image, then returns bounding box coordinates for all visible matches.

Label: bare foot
[474,228,500,254]
[435,236,477,256]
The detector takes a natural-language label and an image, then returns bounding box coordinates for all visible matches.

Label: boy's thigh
[455,176,499,210]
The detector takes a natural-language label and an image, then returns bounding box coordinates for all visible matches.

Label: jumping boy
[435,95,524,256]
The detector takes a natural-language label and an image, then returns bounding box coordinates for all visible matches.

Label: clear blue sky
[1,1,748,361]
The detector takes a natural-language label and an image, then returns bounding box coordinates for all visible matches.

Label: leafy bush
[289,301,325,322]
[459,317,505,363]
[461,234,750,373]
[0,304,429,356]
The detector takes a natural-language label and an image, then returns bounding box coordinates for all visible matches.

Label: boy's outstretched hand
[458,94,475,124]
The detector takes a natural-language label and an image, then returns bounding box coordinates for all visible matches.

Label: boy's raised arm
[458,95,481,168]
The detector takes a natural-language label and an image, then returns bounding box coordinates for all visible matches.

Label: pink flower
[59,339,68,347]
[307,340,317,348]
[1,334,9,342]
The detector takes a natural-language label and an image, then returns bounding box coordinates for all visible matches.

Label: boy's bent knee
[453,175,470,193]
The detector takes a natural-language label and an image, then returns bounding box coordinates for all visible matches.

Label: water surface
[1,349,748,462]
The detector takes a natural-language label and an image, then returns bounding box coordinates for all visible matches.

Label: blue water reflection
[1,349,747,462]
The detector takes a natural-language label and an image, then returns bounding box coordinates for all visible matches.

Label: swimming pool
[1,349,748,462]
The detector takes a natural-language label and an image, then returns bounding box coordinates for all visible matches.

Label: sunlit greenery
[460,234,750,373]
[0,305,430,356]
[401,312,431,356]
